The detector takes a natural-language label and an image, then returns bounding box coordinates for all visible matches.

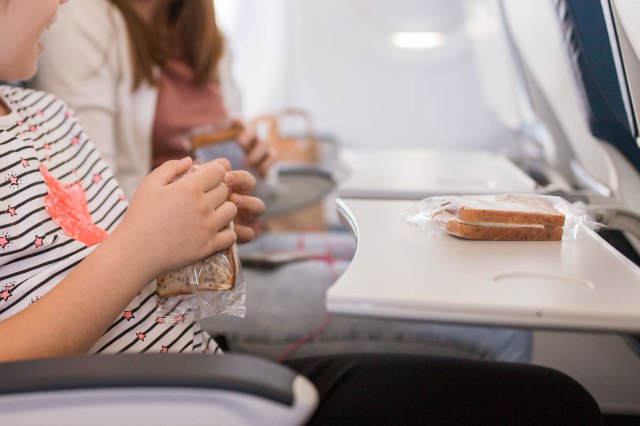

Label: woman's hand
[111,157,238,280]
[236,120,277,178]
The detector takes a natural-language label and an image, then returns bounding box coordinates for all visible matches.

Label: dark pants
[284,353,601,425]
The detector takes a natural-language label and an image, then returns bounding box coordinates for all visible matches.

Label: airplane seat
[552,0,640,216]
[489,0,640,415]
[497,0,640,243]
[0,354,319,426]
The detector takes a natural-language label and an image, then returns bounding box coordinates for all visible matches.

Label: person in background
[34,0,533,364]
[34,0,275,200]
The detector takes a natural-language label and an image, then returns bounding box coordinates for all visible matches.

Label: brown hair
[110,0,224,89]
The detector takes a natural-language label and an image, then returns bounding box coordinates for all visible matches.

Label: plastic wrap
[401,194,600,241]
[156,166,246,322]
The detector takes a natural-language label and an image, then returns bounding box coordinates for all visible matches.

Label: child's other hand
[113,157,238,279]
[213,158,266,244]
[236,120,277,178]
[225,169,266,244]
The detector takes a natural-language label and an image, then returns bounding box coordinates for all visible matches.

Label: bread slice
[189,122,243,150]
[444,216,564,241]
[454,195,565,227]
[433,195,566,241]
[157,243,238,298]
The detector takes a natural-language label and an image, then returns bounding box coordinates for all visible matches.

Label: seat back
[501,0,640,210]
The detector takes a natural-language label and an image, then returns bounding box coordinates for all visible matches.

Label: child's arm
[0,158,237,362]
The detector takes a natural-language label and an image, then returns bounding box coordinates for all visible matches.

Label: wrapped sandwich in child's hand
[156,163,246,321]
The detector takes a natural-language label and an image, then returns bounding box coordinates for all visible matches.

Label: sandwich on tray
[435,194,566,241]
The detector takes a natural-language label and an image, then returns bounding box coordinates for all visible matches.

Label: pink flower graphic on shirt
[40,164,108,247]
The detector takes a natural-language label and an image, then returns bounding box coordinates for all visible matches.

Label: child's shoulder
[0,86,72,122]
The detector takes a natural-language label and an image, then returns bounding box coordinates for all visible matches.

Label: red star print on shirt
[136,332,146,341]
[175,315,185,323]
[156,316,165,324]
[43,143,51,150]
[161,346,169,353]
[123,311,135,321]
[71,137,79,145]
[7,206,17,217]
[7,175,18,186]
[34,235,44,248]
[0,235,9,249]
[0,286,12,302]
[92,173,102,184]
[20,158,29,168]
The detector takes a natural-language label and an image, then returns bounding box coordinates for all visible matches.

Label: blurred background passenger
[34,0,274,199]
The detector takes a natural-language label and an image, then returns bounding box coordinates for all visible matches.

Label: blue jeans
[201,232,532,362]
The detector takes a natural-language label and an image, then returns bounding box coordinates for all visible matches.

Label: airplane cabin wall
[217,0,514,150]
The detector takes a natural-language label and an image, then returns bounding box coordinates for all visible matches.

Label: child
[0,0,264,361]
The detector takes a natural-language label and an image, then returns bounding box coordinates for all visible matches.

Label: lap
[284,353,601,425]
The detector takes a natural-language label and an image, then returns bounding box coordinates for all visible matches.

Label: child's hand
[112,157,238,280]
[224,168,266,244]
[212,158,266,244]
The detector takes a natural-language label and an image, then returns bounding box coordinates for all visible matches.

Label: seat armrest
[0,354,296,406]
[587,205,640,240]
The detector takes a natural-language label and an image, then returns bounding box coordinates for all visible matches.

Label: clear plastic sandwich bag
[155,166,246,323]
[400,194,601,241]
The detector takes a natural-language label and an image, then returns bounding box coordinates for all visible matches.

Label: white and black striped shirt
[0,86,219,354]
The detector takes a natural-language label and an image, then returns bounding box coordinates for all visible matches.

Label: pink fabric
[152,60,229,168]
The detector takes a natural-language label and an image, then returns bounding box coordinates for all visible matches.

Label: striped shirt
[0,86,219,354]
